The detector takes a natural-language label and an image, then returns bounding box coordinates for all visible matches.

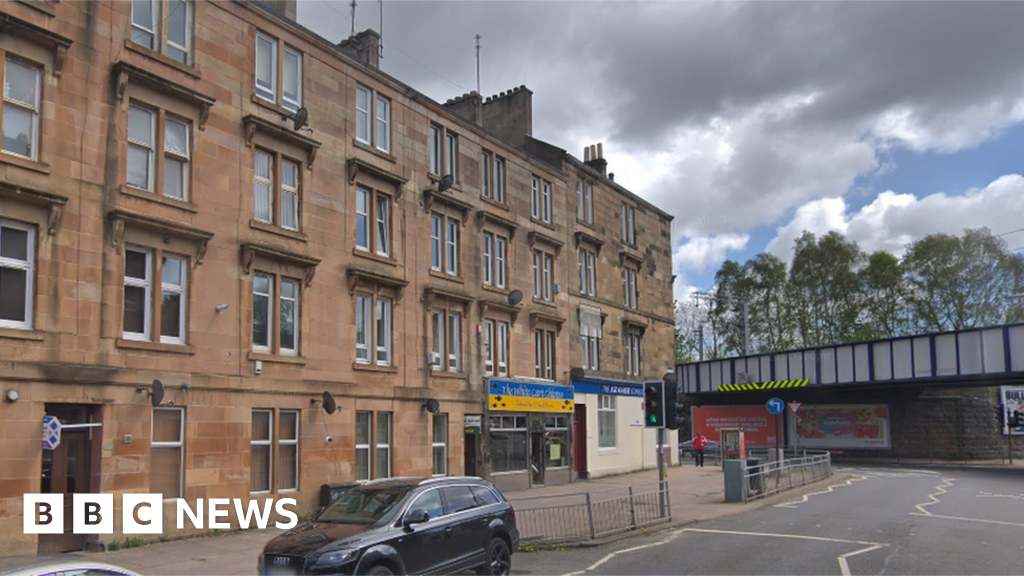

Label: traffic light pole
[657,426,666,517]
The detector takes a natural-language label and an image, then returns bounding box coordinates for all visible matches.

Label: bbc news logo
[24,494,298,534]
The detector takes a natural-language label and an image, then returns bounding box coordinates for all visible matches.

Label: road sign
[788,402,802,414]
[42,415,61,450]
[766,397,784,414]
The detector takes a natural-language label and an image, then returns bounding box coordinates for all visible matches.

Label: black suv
[258,477,519,575]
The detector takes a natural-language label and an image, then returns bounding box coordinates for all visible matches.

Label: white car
[0,557,141,576]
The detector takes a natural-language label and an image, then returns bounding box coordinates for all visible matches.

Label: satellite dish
[569,368,585,382]
[423,398,440,414]
[322,391,337,415]
[282,107,309,131]
[151,379,165,407]
[507,290,523,306]
[438,174,454,193]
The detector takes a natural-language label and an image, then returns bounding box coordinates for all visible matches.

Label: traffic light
[665,380,681,430]
[1013,410,1023,428]
[996,404,1005,427]
[644,381,665,428]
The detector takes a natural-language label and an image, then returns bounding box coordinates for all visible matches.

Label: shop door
[573,404,588,479]
[464,433,478,476]
[38,429,91,553]
[530,431,545,486]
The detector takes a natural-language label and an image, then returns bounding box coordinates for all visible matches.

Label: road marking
[909,512,1024,528]
[775,474,868,508]
[976,491,1024,500]
[562,527,887,576]
[913,477,955,515]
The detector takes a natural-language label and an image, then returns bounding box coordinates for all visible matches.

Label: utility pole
[692,291,750,357]
[697,325,704,362]
[742,301,750,356]
[475,34,481,94]
[349,0,356,37]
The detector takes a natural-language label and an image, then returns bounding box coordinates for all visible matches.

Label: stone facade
[0,0,674,555]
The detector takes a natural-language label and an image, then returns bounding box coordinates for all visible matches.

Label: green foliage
[678,227,1024,356]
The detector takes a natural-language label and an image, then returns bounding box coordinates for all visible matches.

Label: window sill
[0,153,50,174]
[352,140,397,164]
[120,185,199,213]
[431,370,467,380]
[532,298,557,308]
[249,219,308,242]
[250,93,300,118]
[530,217,555,231]
[429,270,464,284]
[0,326,45,341]
[481,284,510,297]
[124,40,201,79]
[575,218,595,230]
[116,338,196,355]
[18,0,58,17]
[353,362,398,374]
[248,351,306,365]
[352,247,398,267]
[480,196,510,211]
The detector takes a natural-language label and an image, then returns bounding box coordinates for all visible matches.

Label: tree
[742,253,796,352]
[858,250,911,339]
[788,231,865,347]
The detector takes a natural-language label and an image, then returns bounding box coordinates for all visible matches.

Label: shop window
[488,414,527,473]
[544,415,570,469]
[598,395,616,449]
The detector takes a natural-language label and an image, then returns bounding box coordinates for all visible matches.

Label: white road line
[562,527,887,576]
[909,512,1024,528]
[774,474,867,508]
[976,491,1024,500]
[913,477,955,515]
[838,544,885,576]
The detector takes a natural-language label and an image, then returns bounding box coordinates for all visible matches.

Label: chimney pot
[609,173,615,181]
[597,143,603,159]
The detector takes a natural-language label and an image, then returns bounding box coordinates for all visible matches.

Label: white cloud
[672,234,749,303]
[766,174,1024,261]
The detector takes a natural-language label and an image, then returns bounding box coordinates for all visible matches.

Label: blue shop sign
[572,380,644,398]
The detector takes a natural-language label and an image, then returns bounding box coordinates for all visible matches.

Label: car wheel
[364,565,394,576]
[476,537,512,575]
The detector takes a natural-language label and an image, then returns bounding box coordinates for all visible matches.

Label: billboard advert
[1001,386,1024,436]
[691,406,780,446]
[788,404,891,449]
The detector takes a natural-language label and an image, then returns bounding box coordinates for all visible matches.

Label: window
[251,409,273,492]
[577,180,594,225]
[410,489,445,520]
[533,250,553,301]
[622,267,638,310]
[482,320,509,377]
[356,411,371,481]
[127,103,192,201]
[255,31,302,112]
[131,0,191,64]
[355,187,391,258]
[123,246,188,344]
[488,415,527,473]
[535,329,555,380]
[598,395,616,449]
[429,214,459,276]
[429,124,458,180]
[376,412,391,479]
[251,273,300,355]
[2,56,41,160]
[253,150,301,230]
[355,292,392,366]
[625,332,641,376]
[278,410,299,491]
[430,306,462,373]
[0,219,35,330]
[544,415,570,468]
[580,305,602,371]
[579,248,596,297]
[432,414,448,476]
[622,203,636,245]
[480,151,505,203]
[440,486,477,514]
[151,407,184,499]
[482,233,508,289]
[531,176,552,223]
[355,85,390,153]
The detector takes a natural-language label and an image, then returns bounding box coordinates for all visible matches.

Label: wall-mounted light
[4,389,19,403]
[215,304,229,312]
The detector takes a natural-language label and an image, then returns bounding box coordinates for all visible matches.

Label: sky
[296,0,1024,304]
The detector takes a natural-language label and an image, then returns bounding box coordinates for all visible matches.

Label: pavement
[69,457,850,575]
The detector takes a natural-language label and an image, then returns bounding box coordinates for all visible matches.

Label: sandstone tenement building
[0,0,675,554]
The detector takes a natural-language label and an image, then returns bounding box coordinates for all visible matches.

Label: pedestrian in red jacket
[693,432,709,467]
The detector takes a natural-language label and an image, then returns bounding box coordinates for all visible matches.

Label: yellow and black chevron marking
[718,379,809,392]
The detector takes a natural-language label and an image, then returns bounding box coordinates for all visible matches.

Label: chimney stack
[338,29,381,69]
[583,143,608,177]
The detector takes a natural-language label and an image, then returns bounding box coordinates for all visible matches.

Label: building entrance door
[464,433,478,476]
[39,404,101,554]
[573,404,588,479]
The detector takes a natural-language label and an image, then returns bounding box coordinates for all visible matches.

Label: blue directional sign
[766,397,785,414]
[42,415,61,450]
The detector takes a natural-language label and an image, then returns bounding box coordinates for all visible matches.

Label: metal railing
[507,482,671,544]
[741,449,832,502]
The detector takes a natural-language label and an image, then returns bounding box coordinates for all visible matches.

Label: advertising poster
[692,406,779,446]
[788,404,891,449]
[1000,386,1024,436]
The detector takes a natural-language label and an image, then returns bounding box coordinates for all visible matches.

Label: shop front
[485,378,574,493]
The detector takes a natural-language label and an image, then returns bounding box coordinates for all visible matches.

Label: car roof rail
[419,475,485,486]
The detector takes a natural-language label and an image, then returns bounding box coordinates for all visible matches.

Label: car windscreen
[317,486,410,524]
